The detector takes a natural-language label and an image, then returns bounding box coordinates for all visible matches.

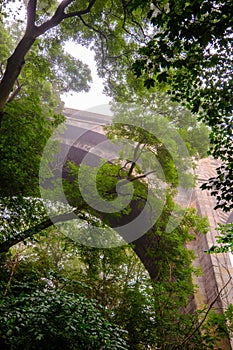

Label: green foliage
[0,197,47,247]
[109,96,209,171]
[0,214,221,349]
[225,304,233,335]
[0,290,128,350]
[207,223,233,254]
[106,77,210,160]
[0,199,208,348]
[131,0,233,211]
[0,22,13,61]
[0,98,63,196]
[0,229,188,348]
[36,36,92,94]
[1,19,92,100]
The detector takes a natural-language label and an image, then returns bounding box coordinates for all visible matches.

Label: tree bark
[0,32,37,111]
[0,197,164,282]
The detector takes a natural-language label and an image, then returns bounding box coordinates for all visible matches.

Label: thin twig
[174,275,232,349]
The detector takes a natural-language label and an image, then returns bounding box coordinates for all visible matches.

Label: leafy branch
[0,208,88,254]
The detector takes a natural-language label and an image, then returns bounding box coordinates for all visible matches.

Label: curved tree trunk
[0,33,36,112]
[0,142,167,281]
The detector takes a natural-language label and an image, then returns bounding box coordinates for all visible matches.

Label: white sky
[61,42,111,111]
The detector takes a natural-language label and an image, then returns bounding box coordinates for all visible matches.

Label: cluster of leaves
[207,223,233,254]
[0,289,128,350]
[0,99,63,196]
[108,90,210,158]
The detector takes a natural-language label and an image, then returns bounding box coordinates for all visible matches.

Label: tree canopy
[130,0,233,211]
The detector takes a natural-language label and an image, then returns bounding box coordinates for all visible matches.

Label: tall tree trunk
[0,32,36,112]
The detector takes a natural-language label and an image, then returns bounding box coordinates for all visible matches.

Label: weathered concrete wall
[191,158,233,348]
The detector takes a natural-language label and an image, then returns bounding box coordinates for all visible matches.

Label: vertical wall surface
[191,158,233,348]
